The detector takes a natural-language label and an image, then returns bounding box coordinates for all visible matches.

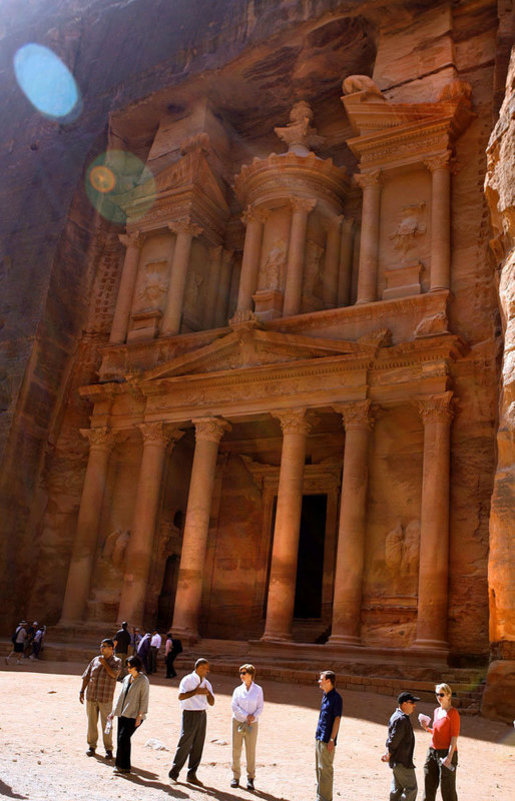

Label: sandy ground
[0,659,513,801]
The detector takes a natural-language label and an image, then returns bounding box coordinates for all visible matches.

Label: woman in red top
[420,682,460,801]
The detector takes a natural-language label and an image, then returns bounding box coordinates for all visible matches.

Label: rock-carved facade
[4,2,511,715]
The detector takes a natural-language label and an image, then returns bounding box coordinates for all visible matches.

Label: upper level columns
[355,171,382,305]
[118,422,183,627]
[161,220,202,336]
[338,217,354,307]
[425,152,452,291]
[283,198,316,317]
[322,215,343,309]
[59,427,114,624]
[172,417,231,640]
[262,408,311,641]
[235,206,269,317]
[110,232,144,344]
[413,391,454,650]
[329,401,373,645]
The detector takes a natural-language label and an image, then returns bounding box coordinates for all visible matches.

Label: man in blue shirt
[315,670,342,801]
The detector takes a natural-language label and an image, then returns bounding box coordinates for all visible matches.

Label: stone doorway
[294,494,327,619]
[157,554,179,631]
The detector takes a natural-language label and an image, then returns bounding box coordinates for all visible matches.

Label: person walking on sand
[169,658,215,786]
[79,639,121,759]
[230,663,264,791]
[109,655,149,775]
[315,670,342,801]
[381,691,420,801]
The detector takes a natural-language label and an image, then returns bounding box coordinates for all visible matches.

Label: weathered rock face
[0,0,511,718]
[482,44,515,723]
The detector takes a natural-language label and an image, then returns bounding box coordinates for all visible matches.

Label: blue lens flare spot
[14,43,81,121]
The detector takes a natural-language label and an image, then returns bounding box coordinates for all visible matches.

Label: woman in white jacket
[109,654,149,774]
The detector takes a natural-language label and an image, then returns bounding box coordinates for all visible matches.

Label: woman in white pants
[231,664,264,791]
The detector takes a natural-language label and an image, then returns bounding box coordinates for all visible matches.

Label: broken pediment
[137,327,375,381]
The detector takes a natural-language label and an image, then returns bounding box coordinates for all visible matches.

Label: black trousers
[171,710,207,777]
[116,716,141,770]
[166,652,177,678]
[422,747,458,801]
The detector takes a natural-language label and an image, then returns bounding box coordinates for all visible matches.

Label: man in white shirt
[231,663,264,790]
[169,658,215,785]
[149,630,162,675]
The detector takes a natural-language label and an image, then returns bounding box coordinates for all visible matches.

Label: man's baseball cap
[398,691,421,704]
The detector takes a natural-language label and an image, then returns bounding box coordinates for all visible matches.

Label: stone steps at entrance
[1,636,486,714]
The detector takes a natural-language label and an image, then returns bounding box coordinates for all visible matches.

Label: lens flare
[13,43,81,122]
[85,151,156,225]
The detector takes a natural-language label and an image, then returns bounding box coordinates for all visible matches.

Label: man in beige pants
[231,664,264,791]
[79,639,121,759]
[315,671,342,801]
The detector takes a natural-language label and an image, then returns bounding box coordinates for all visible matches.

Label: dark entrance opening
[157,554,179,631]
[294,494,327,618]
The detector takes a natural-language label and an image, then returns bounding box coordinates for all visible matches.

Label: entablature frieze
[240,455,341,493]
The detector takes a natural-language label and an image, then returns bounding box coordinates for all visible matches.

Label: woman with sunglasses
[420,683,460,801]
[109,654,149,775]
[230,664,264,791]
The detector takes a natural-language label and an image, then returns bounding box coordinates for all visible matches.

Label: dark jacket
[386,707,415,769]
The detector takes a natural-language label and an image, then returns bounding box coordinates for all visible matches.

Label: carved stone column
[205,245,223,329]
[413,391,454,650]
[355,171,382,304]
[161,220,202,336]
[338,217,354,307]
[235,206,268,317]
[118,423,183,627]
[214,249,233,326]
[262,409,311,641]
[110,232,143,344]
[59,427,114,624]
[425,152,452,291]
[283,198,316,317]
[171,417,231,639]
[323,215,343,308]
[329,401,373,645]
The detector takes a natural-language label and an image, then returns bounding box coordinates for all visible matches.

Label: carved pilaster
[415,391,455,425]
[334,400,374,430]
[423,151,453,173]
[168,219,203,238]
[354,169,383,190]
[118,231,144,250]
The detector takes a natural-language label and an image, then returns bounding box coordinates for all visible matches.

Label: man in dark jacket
[381,691,420,801]
[113,621,131,680]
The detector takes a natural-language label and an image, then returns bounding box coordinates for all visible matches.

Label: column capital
[424,151,453,173]
[193,416,232,444]
[354,170,383,190]
[80,426,115,450]
[273,408,311,436]
[168,219,203,237]
[290,197,317,215]
[241,205,270,226]
[333,400,374,430]
[324,213,344,234]
[138,421,184,446]
[415,391,455,424]
[118,231,144,249]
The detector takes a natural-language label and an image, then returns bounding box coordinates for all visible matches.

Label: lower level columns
[118,423,182,627]
[329,401,373,645]
[171,417,231,640]
[59,427,114,625]
[262,409,311,641]
[413,391,454,650]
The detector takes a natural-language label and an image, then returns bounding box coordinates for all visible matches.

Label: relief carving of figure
[185,270,204,307]
[102,528,131,569]
[274,100,325,155]
[385,519,420,575]
[389,203,427,260]
[303,240,324,304]
[342,74,384,99]
[259,239,286,291]
[135,261,167,310]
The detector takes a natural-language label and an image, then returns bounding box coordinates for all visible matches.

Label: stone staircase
[1,631,486,714]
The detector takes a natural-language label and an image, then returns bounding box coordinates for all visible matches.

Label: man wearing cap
[381,691,420,801]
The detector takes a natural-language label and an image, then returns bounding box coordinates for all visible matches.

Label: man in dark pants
[169,658,215,785]
[382,691,420,801]
[113,621,131,680]
[315,670,342,801]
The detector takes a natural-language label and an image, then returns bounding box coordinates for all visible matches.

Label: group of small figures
[6,619,46,663]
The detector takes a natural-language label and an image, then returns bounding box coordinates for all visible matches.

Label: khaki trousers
[316,739,335,801]
[232,718,258,780]
[86,699,113,751]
